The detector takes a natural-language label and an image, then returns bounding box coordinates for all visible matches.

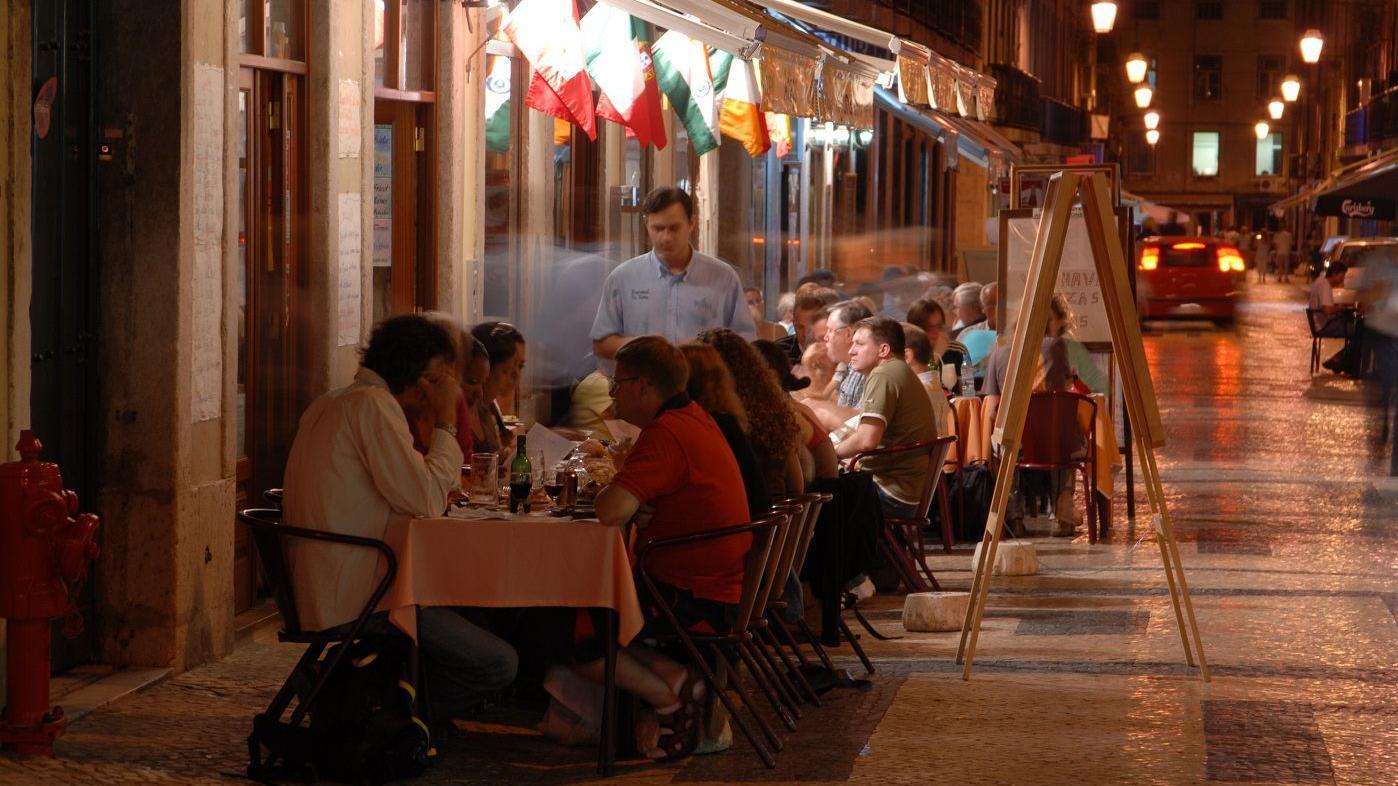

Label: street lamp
[1145,128,1160,145]
[1125,52,1149,84]
[1281,74,1301,102]
[1090,1,1118,33]
[1299,29,1324,64]
[1267,99,1284,120]
[1143,110,1160,130]
[1134,84,1153,108]
[1254,120,1270,140]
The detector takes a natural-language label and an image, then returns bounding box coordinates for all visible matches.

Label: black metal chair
[849,436,958,592]
[1306,307,1358,375]
[237,508,398,780]
[263,488,284,509]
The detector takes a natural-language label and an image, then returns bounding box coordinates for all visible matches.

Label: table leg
[598,609,618,776]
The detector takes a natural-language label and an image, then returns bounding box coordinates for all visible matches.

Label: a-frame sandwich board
[954,171,1210,682]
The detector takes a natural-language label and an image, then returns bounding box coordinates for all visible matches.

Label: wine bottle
[509,435,532,513]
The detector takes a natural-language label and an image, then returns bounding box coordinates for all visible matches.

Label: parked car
[1322,237,1398,303]
[1136,236,1246,324]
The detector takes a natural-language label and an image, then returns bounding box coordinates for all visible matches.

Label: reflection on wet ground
[4,279,1394,784]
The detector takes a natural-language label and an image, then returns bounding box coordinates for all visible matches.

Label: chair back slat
[851,436,957,520]
[1019,392,1093,466]
[791,493,832,582]
[237,508,304,634]
[752,503,803,614]
[767,496,820,602]
[731,514,783,632]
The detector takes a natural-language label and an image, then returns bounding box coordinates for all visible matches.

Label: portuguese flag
[581,5,667,149]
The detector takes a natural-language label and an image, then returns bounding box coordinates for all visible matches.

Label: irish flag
[711,51,770,157]
[651,31,720,155]
[504,0,596,140]
[581,5,666,149]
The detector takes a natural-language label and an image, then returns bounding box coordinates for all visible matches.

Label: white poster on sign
[1001,208,1117,346]
[337,79,361,159]
[191,62,224,423]
[338,193,363,347]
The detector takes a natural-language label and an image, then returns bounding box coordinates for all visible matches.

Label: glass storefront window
[373,0,387,86]
[483,53,517,321]
[372,124,394,321]
[401,0,434,92]
[265,0,303,61]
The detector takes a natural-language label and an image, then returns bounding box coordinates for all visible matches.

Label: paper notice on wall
[337,79,361,159]
[337,193,363,347]
[191,62,225,423]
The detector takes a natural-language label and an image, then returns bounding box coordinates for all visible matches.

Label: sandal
[649,674,706,762]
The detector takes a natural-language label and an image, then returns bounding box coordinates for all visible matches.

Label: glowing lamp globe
[1090,2,1118,33]
[1125,52,1149,84]
[1254,121,1270,140]
[1299,29,1324,64]
[1134,85,1153,108]
[1267,99,1284,120]
[1145,128,1160,146]
[1281,75,1301,102]
[1143,110,1160,130]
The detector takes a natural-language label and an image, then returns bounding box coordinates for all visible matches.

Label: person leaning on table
[282,314,517,725]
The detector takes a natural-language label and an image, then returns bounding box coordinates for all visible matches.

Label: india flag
[711,51,770,157]
[651,31,720,155]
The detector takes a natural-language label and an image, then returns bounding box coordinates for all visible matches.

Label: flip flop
[649,674,705,762]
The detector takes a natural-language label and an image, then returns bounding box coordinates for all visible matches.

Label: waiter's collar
[651,249,695,282]
[355,367,390,390]
[656,391,692,416]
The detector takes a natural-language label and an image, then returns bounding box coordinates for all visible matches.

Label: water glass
[468,453,499,506]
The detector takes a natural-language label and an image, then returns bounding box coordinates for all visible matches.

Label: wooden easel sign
[956,171,1210,682]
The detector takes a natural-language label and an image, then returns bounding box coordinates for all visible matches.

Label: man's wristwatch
[434,422,458,438]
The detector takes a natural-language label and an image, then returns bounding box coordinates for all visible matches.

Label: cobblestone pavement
[3,279,1394,784]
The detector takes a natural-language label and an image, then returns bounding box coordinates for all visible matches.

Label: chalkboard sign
[997,206,1132,350]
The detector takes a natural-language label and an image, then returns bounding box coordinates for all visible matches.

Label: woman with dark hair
[679,343,771,519]
[907,297,969,376]
[697,328,805,497]
[752,339,838,482]
[469,321,527,457]
[404,313,491,458]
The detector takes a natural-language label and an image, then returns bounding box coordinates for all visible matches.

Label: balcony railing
[1041,97,1087,147]
[1344,85,1398,150]
[990,63,1041,132]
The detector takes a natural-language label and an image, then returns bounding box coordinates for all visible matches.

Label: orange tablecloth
[380,516,644,647]
[948,393,1121,498]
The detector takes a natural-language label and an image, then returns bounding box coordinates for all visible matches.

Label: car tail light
[1172,242,1205,250]
[1140,245,1159,270]
[1216,246,1245,272]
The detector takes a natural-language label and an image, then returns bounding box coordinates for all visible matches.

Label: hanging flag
[711,51,770,157]
[651,31,720,155]
[484,54,512,153]
[504,0,596,140]
[766,112,792,158]
[581,5,667,149]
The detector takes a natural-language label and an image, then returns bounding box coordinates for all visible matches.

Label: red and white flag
[581,4,667,149]
[504,0,597,140]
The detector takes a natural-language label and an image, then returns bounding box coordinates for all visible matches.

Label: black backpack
[249,637,431,784]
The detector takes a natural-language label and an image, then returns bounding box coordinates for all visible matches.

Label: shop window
[1255,132,1283,176]
[1191,131,1220,177]
[1193,55,1223,101]
[238,0,305,61]
[1257,55,1285,100]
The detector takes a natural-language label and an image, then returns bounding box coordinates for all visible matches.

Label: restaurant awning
[1271,148,1398,216]
[936,111,1022,168]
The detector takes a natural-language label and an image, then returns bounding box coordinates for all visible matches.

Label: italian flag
[504,0,596,140]
[581,5,667,149]
[711,51,770,157]
[651,31,720,155]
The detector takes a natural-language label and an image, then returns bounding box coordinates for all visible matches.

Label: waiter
[592,186,756,359]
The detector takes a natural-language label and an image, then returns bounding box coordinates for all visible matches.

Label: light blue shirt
[590,249,757,345]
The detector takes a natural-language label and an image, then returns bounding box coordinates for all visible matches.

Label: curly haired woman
[696,328,805,499]
[679,343,772,520]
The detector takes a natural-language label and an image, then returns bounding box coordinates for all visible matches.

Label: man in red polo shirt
[589,335,752,758]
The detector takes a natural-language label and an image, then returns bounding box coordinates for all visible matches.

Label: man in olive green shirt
[835,316,938,517]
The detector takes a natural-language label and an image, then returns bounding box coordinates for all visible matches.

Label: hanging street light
[1143,110,1160,130]
[1146,128,1160,145]
[1267,99,1284,120]
[1299,28,1324,64]
[1134,84,1153,108]
[1125,52,1149,84]
[1091,1,1118,33]
[1281,74,1301,102]
[1254,120,1271,140]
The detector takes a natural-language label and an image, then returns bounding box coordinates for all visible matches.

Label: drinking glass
[468,452,499,506]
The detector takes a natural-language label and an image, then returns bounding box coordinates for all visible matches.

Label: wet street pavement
[2,278,1394,785]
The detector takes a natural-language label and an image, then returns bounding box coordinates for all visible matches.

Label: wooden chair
[1016,392,1099,542]
[849,436,958,592]
[237,508,400,781]
[635,514,785,769]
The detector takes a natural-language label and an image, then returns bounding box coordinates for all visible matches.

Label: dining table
[379,506,643,775]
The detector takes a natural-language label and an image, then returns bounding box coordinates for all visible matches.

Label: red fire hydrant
[0,430,100,755]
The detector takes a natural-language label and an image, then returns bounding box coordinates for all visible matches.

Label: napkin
[526,422,579,470]
[603,419,641,445]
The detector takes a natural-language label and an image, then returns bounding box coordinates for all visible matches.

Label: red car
[1136,236,1245,323]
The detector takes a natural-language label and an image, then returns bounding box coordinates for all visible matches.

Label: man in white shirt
[284,314,517,721]
[1309,262,1358,372]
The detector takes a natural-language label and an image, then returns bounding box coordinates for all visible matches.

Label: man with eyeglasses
[591,187,756,361]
